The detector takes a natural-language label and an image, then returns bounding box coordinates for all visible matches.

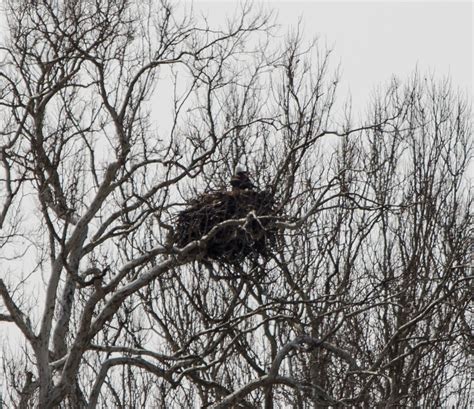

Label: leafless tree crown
[0,1,472,408]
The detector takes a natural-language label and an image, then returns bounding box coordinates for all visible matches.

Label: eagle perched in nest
[171,164,277,264]
[230,165,255,191]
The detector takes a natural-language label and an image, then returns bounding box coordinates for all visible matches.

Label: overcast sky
[1,2,471,119]
[193,1,473,110]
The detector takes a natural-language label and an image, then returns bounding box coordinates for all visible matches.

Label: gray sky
[193,1,473,109]
[1,2,471,119]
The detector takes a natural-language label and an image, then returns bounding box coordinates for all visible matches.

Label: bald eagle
[230,165,255,191]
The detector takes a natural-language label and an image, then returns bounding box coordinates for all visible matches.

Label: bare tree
[0,1,471,408]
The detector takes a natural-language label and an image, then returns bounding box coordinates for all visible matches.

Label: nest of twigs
[170,189,277,264]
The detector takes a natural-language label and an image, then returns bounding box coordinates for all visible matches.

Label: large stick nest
[170,189,278,264]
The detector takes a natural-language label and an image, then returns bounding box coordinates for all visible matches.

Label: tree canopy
[0,1,472,407]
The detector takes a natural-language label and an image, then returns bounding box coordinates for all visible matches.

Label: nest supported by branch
[170,189,277,264]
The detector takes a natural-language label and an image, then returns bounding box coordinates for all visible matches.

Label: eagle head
[234,164,246,175]
[231,164,255,190]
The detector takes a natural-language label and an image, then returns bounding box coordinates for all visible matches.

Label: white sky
[1,2,471,119]
[192,1,473,109]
